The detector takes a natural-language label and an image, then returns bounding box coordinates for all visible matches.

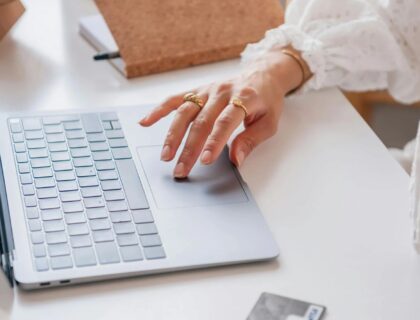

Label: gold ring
[230,97,249,118]
[183,92,204,109]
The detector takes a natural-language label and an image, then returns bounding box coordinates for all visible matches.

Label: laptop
[0,105,279,289]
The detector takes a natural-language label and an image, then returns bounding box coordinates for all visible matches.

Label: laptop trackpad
[137,146,248,209]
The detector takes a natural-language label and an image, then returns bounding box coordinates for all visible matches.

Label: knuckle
[215,82,232,95]
[164,130,176,144]
[205,136,222,150]
[179,146,195,162]
[191,117,212,133]
[239,86,258,99]
[241,136,256,153]
[216,114,235,129]
[177,103,192,116]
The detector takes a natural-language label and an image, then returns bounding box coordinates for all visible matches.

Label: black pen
[93,51,121,61]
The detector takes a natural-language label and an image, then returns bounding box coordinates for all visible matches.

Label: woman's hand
[139,47,305,178]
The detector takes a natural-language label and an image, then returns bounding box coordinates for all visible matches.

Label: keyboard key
[115,159,148,209]
[95,160,115,171]
[112,148,132,159]
[41,208,62,221]
[31,158,51,169]
[46,132,66,143]
[67,223,89,236]
[14,142,26,152]
[31,232,44,244]
[9,120,22,133]
[136,223,158,235]
[78,176,99,187]
[102,121,112,130]
[84,197,105,208]
[95,242,120,264]
[51,151,70,161]
[35,177,55,188]
[63,121,82,130]
[18,163,30,174]
[36,187,57,199]
[28,219,42,232]
[71,147,90,158]
[86,132,106,142]
[93,229,114,243]
[68,138,87,148]
[48,243,70,256]
[105,130,124,139]
[89,142,109,152]
[66,129,84,139]
[89,218,111,231]
[57,180,78,191]
[113,222,135,234]
[117,233,138,246]
[143,246,166,260]
[32,167,53,178]
[62,201,83,213]
[92,151,112,161]
[120,245,143,262]
[106,200,128,212]
[70,235,92,248]
[29,148,48,158]
[44,124,63,134]
[75,167,96,177]
[16,153,28,163]
[60,115,80,122]
[108,138,128,148]
[22,118,42,131]
[33,244,47,257]
[38,198,60,210]
[42,116,62,125]
[24,195,37,207]
[26,207,39,219]
[101,180,121,191]
[140,234,162,247]
[48,142,68,152]
[12,132,24,143]
[81,113,103,133]
[46,231,67,244]
[110,211,131,223]
[20,173,33,184]
[98,170,118,181]
[100,112,118,121]
[132,210,154,224]
[103,190,124,201]
[73,247,97,267]
[64,212,86,224]
[86,207,108,219]
[60,191,81,202]
[73,157,93,167]
[25,130,43,140]
[81,186,101,198]
[50,255,73,270]
[22,184,35,196]
[111,121,121,130]
[53,161,73,171]
[26,139,46,149]
[35,257,49,271]
[55,170,76,181]
[43,220,65,232]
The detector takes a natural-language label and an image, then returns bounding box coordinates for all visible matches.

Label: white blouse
[241,0,420,251]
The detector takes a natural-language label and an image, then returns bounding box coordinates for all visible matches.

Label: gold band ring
[183,93,204,109]
[230,97,249,118]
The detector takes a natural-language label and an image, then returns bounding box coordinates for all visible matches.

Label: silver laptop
[0,105,279,290]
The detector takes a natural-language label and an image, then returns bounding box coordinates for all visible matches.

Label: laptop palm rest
[137,146,248,209]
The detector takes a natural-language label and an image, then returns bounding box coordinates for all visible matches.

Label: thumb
[230,115,277,167]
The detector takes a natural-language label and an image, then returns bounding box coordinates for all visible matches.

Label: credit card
[247,292,326,320]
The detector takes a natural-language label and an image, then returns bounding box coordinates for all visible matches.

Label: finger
[200,103,248,165]
[173,88,232,178]
[160,100,203,161]
[229,114,278,167]
[139,90,196,126]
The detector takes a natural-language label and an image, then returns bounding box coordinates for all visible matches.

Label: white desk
[1,1,420,319]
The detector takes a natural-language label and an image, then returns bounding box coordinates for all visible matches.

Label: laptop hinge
[0,157,15,287]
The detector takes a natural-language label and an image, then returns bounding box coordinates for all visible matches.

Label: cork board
[95,0,284,78]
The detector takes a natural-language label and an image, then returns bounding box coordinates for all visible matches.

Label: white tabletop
[1,1,420,319]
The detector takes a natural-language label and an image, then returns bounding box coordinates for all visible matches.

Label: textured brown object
[0,0,24,41]
[95,0,284,78]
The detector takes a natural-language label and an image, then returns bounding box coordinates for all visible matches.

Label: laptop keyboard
[8,112,166,272]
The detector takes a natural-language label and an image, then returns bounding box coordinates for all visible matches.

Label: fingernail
[201,150,212,164]
[236,150,245,167]
[174,162,186,178]
[161,145,171,161]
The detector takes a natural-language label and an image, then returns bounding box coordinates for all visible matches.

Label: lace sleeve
[241,0,420,104]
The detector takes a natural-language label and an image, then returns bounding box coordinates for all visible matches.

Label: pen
[93,51,121,61]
